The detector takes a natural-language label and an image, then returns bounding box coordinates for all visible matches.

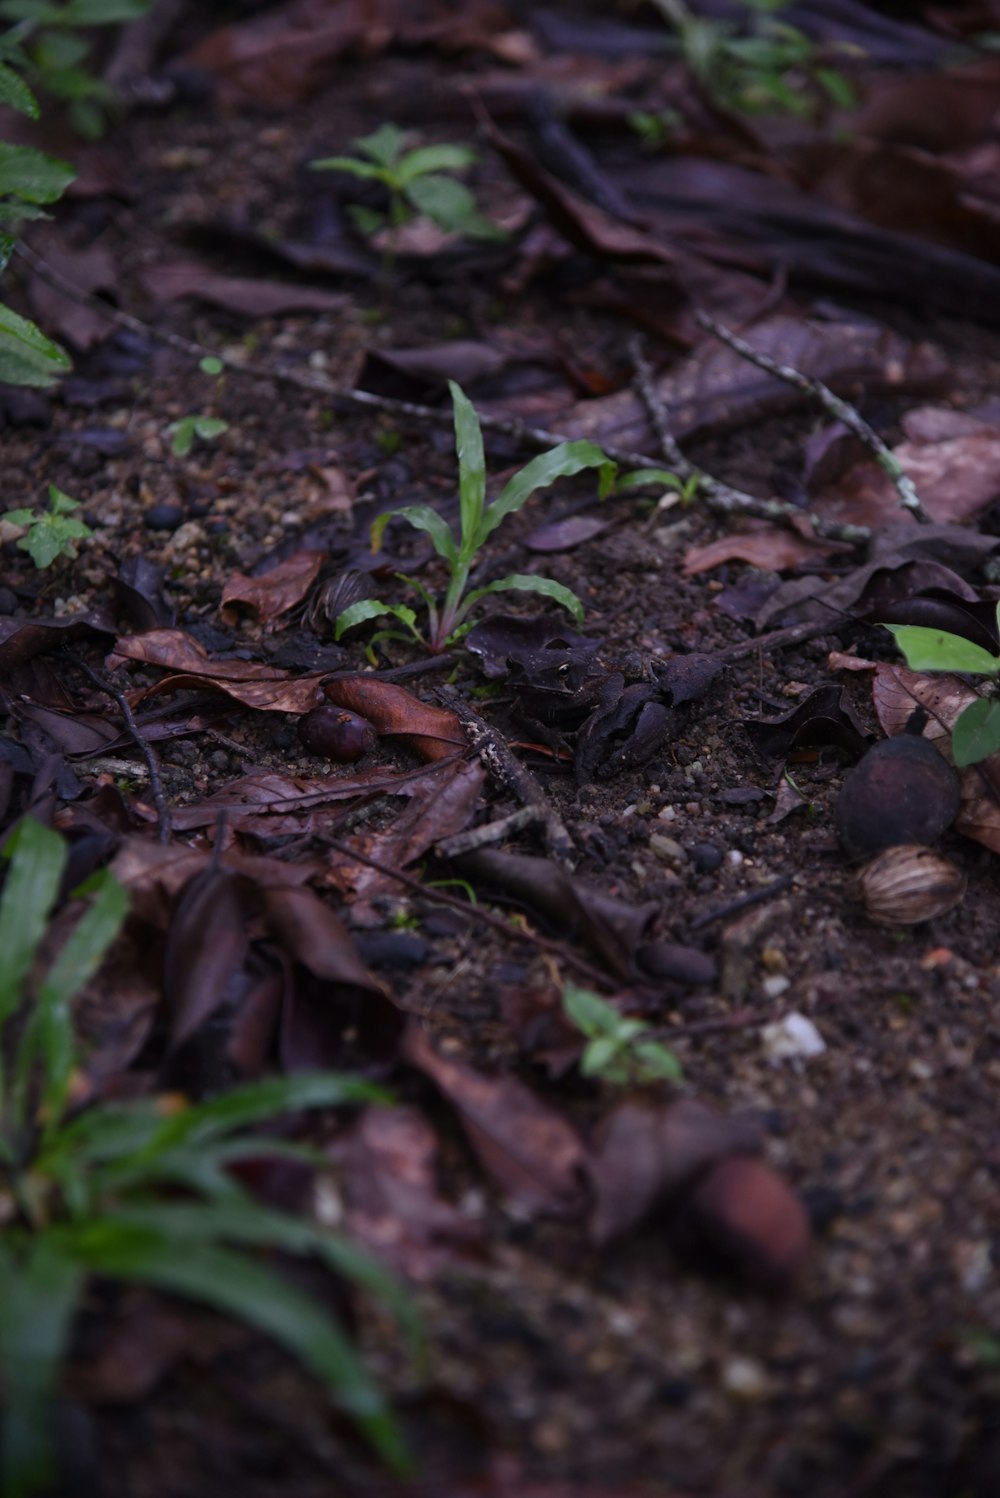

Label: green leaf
[882,624,1000,677]
[60,0,150,21]
[448,381,486,548]
[66,1223,411,1474]
[334,598,421,643]
[199,355,223,375]
[456,574,584,630]
[102,1200,420,1351]
[353,122,406,170]
[613,467,687,493]
[46,483,77,515]
[0,1237,83,1498]
[952,698,1000,768]
[373,503,458,566]
[0,303,71,387]
[580,1035,623,1077]
[815,66,855,108]
[404,173,503,239]
[562,982,618,1039]
[310,155,388,183]
[0,818,65,1032]
[0,60,38,117]
[0,142,74,204]
[169,416,195,456]
[479,441,613,548]
[397,144,477,183]
[192,416,228,441]
[35,867,127,1130]
[634,1039,684,1082]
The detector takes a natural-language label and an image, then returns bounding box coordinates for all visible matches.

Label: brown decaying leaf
[109,627,329,713]
[683,526,846,577]
[330,758,486,905]
[140,260,350,317]
[323,676,466,762]
[264,883,403,1072]
[327,1104,482,1280]
[586,1099,763,1246]
[221,550,327,624]
[163,865,250,1051]
[0,612,116,672]
[404,1023,586,1216]
[814,429,1000,531]
[556,314,947,453]
[167,762,457,835]
[27,237,117,350]
[456,848,657,983]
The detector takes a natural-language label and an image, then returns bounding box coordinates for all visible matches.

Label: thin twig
[628,333,869,546]
[319,832,611,988]
[695,309,931,524]
[688,874,794,932]
[15,241,680,476]
[72,658,172,842]
[437,805,546,858]
[435,686,576,865]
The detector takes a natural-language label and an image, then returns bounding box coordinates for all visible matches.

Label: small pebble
[650,834,685,864]
[722,1357,770,1400]
[688,842,722,873]
[761,1011,825,1060]
[145,502,184,531]
[761,975,791,1001]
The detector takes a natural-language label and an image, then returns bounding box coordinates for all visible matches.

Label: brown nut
[835,735,960,860]
[856,844,966,926]
[298,706,375,763]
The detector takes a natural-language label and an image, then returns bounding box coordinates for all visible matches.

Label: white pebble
[761,1011,826,1061]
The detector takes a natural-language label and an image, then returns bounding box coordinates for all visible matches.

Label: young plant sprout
[335,381,616,653]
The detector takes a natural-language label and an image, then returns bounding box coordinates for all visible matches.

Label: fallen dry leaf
[221,551,327,624]
[323,676,466,762]
[404,1023,586,1216]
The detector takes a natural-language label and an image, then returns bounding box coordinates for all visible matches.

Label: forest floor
[3,3,1000,1495]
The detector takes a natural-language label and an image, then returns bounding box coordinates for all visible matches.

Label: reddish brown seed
[298,706,375,763]
[684,1156,812,1292]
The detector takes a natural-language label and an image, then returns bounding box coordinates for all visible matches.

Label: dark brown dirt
[3,9,1000,1498]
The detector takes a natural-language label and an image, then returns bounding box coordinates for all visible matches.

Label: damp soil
[3,18,1000,1498]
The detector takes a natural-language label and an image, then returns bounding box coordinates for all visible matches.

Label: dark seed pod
[835,734,960,860]
[298,706,375,763]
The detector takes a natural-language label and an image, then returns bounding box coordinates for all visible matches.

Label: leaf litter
[2,1,1000,1493]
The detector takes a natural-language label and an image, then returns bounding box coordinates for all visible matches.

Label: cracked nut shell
[856,844,966,926]
[835,734,960,860]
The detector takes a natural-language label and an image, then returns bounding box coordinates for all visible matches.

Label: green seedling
[883,606,1000,768]
[627,109,681,150]
[311,123,504,284]
[0,1,151,139]
[168,413,229,458]
[562,982,683,1087]
[0,22,74,386]
[335,381,614,653]
[4,484,91,567]
[0,818,415,1494]
[651,0,856,119]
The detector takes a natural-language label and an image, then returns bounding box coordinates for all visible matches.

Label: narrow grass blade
[0,1237,82,1498]
[449,381,486,546]
[67,1222,411,1475]
[0,819,65,1031]
[479,442,613,546]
